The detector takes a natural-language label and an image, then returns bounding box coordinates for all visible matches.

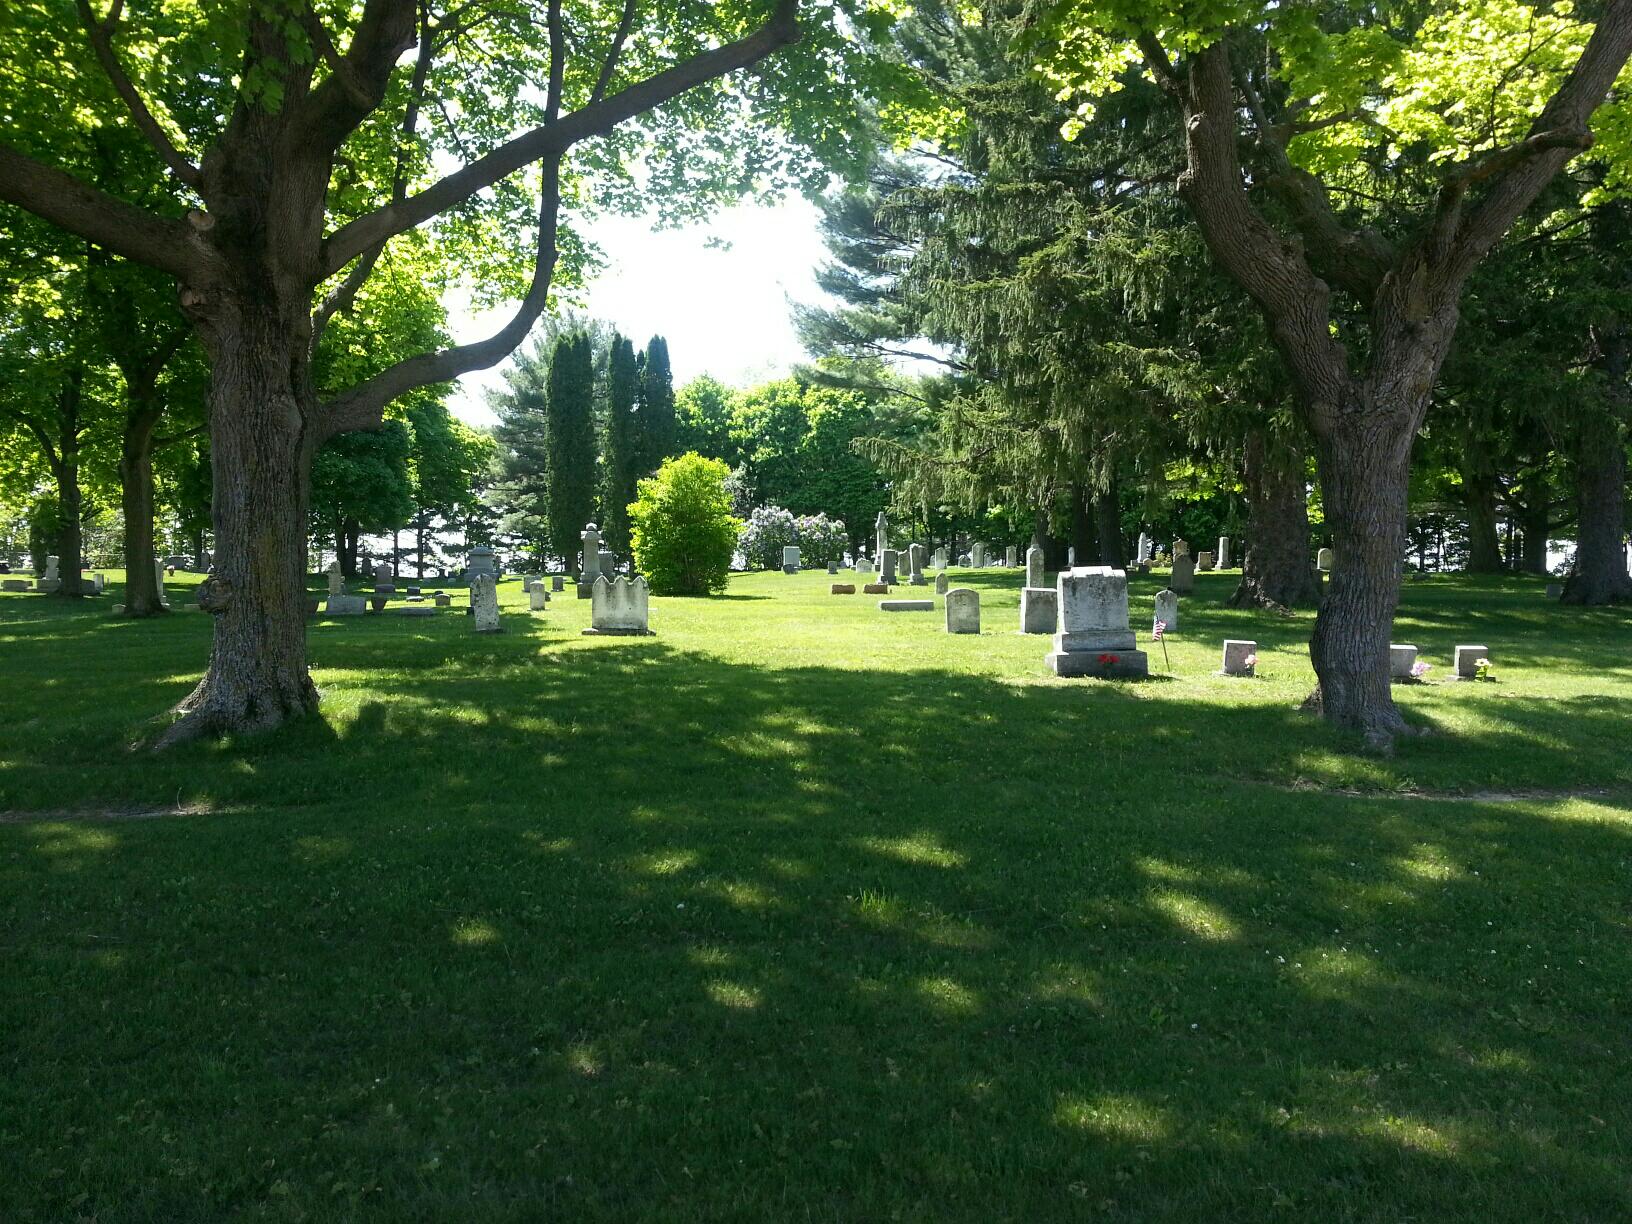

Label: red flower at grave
[1097,653,1119,665]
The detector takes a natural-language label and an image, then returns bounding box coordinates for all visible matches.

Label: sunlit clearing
[1054,1093,1172,1140]
[916,975,979,1015]
[627,849,700,876]
[858,833,967,869]
[35,825,117,854]
[451,917,500,946]
[706,980,761,1010]
[687,944,735,968]
[1352,1113,1459,1157]
[1148,889,1239,941]
[1395,842,1465,882]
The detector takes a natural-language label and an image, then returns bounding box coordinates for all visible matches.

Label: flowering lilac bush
[738,505,797,570]
[738,506,849,569]
[794,514,848,566]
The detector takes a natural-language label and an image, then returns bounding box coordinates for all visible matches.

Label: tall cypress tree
[637,336,676,474]
[601,335,640,554]
[545,332,598,568]
[489,340,554,558]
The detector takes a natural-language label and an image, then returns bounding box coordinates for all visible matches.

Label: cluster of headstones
[1,556,112,597]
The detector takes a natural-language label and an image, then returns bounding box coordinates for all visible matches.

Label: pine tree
[489,341,554,557]
[601,335,640,555]
[545,332,598,567]
[637,337,677,474]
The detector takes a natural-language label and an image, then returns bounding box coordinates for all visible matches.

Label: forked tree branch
[0,145,202,280]
[315,156,565,442]
[75,0,202,189]
[592,0,640,104]
[319,0,800,278]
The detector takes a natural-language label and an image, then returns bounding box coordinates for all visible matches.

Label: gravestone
[880,548,899,585]
[327,561,345,597]
[1389,643,1419,678]
[827,560,838,575]
[1004,545,1018,568]
[89,572,105,593]
[1067,546,1076,568]
[529,587,549,611]
[584,575,653,635]
[1045,567,1148,678]
[1453,644,1489,679]
[862,582,888,594]
[879,599,934,612]
[1317,546,1334,572]
[1173,538,1189,558]
[374,570,396,592]
[39,555,61,594]
[578,524,602,597]
[934,570,949,595]
[467,545,498,578]
[434,592,452,608]
[471,573,501,632]
[1544,583,1562,599]
[958,553,972,567]
[1196,550,1216,572]
[1019,587,1056,635]
[552,575,565,592]
[972,543,986,568]
[932,547,947,569]
[1170,553,1196,594]
[154,559,169,608]
[326,592,365,615]
[908,543,927,586]
[598,548,616,578]
[831,583,856,595]
[1137,533,1152,564]
[1221,639,1256,676]
[1019,546,1054,635]
[1154,588,1179,633]
[783,545,801,574]
[1217,536,1231,568]
[945,588,980,633]
[875,510,890,561]
[2,579,28,592]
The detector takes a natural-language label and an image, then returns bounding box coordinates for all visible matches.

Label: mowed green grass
[1,567,1629,1221]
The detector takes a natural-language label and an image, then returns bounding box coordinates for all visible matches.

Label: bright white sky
[445,193,831,428]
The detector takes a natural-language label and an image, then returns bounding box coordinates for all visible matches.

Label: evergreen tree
[489,341,554,558]
[546,332,598,567]
[601,335,641,555]
[637,337,677,474]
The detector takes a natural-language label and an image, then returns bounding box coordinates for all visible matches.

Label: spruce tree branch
[320,0,801,278]
[0,145,201,280]
[316,156,565,443]
[75,0,202,189]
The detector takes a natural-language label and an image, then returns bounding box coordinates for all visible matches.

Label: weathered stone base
[577,583,594,599]
[582,627,655,636]
[879,600,934,612]
[862,583,888,594]
[326,595,366,616]
[831,584,856,594]
[1019,587,1056,634]
[1,579,31,592]
[1046,648,1149,678]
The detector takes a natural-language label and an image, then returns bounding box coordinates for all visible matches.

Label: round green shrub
[629,453,740,595]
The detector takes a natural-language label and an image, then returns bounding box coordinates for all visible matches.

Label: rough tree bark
[119,399,165,615]
[1562,322,1632,603]
[1462,429,1505,573]
[0,0,804,744]
[1230,429,1320,609]
[1138,11,1632,744]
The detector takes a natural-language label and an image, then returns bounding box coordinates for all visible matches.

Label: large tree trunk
[120,402,166,616]
[1070,483,1094,563]
[158,320,318,745]
[1562,326,1632,604]
[1094,481,1125,568]
[55,465,85,599]
[1463,443,1505,574]
[1231,429,1321,609]
[1561,411,1632,603]
[1305,411,1415,746]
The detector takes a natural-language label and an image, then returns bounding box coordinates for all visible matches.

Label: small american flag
[1153,619,1166,641]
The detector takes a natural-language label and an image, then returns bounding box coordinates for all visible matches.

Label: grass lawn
[2,566,1629,1221]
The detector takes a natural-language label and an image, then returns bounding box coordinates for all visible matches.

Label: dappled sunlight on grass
[915,975,980,1015]
[1147,889,1240,941]
[451,917,501,946]
[704,980,761,1010]
[1053,1093,1173,1141]
[857,831,967,869]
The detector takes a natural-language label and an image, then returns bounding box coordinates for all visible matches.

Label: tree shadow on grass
[1,627,1629,1218]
